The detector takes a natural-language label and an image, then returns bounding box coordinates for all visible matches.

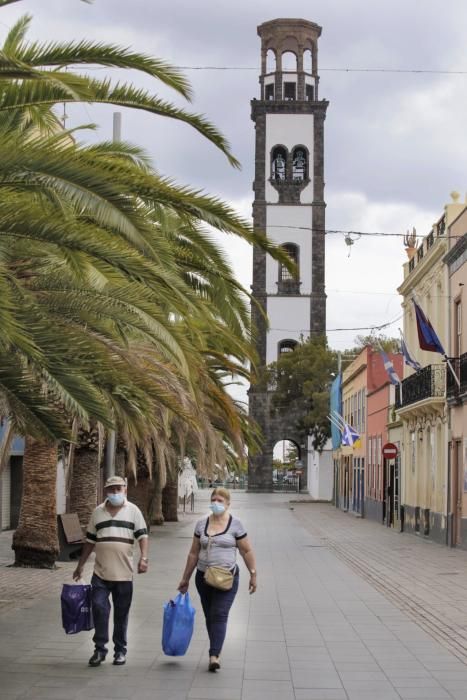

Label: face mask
[210,502,225,515]
[107,492,125,507]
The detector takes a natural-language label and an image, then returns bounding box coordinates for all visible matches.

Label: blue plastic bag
[61,583,94,634]
[162,592,196,656]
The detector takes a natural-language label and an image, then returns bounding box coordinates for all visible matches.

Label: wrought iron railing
[447,352,467,399]
[395,364,445,409]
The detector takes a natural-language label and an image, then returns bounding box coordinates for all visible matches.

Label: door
[450,441,462,546]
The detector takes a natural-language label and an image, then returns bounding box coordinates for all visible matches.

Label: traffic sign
[382,442,398,459]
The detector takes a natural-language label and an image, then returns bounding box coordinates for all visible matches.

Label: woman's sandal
[208,658,221,672]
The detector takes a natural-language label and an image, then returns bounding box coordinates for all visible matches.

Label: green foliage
[0,5,290,472]
[263,336,338,452]
[353,334,400,353]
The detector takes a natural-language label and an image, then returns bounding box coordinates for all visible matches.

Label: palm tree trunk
[127,449,152,528]
[69,448,99,530]
[162,468,179,522]
[151,465,164,526]
[12,436,59,568]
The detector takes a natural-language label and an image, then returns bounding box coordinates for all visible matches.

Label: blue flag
[413,300,445,355]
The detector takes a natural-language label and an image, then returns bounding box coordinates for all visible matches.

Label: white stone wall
[265,205,313,295]
[265,113,314,203]
[307,437,333,500]
[266,296,310,364]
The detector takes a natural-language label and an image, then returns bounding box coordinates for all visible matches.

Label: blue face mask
[210,502,226,515]
[107,492,125,507]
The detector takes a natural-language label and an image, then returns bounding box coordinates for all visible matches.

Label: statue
[404,227,417,259]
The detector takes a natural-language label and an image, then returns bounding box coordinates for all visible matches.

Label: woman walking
[178,487,257,671]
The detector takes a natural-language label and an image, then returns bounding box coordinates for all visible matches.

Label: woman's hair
[211,486,231,503]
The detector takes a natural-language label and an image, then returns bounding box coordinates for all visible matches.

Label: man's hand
[178,579,189,594]
[137,557,149,574]
[72,565,83,582]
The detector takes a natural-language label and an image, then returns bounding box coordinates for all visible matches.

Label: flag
[400,333,422,371]
[331,410,361,449]
[380,350,401,385]
[342,423,361,449]
[413,300,445,355]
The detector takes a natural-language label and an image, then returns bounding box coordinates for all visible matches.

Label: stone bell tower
[248,18,329,492]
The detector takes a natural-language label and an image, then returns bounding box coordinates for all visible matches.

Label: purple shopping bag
[61,583,94,634]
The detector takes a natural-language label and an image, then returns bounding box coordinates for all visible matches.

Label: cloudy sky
[2,0,466,355]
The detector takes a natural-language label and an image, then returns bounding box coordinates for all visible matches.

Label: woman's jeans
[91,574,133,656]
[195,567,239,657]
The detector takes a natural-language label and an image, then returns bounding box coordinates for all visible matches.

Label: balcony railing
[447,352,467,399]
[395,364,445,409]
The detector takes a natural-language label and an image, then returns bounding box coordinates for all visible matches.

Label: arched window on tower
[292,147,307,181]
[278,243,299,294]
[266,48,276,74]
[278,339,298,357]
[282,51,297,71]
[271,146,287,181]
[303,49,312,73]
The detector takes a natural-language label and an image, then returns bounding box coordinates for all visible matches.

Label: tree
[263,336,338,452]
[352,334,400,353]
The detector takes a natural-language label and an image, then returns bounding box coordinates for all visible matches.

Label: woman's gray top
[194,514,247,572]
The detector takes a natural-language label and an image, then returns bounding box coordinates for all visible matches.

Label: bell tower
[248,18,329,492]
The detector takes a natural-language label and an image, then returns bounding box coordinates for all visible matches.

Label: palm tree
[0,7,293,567]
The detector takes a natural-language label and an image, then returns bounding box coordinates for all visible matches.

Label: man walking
[73,476,149,667]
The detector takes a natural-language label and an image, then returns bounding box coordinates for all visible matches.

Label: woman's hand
[178,578,189,594]
[249,573,257,594]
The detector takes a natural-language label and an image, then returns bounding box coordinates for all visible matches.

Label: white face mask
[210,502,226,515]
[107,492,125,507]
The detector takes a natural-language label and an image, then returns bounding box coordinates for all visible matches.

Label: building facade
[396,196,464,544]
[365,350,403,525]
[444,206,467,547]
[248,18,329,491]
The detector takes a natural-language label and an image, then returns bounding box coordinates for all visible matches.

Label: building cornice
[398,238,448,296]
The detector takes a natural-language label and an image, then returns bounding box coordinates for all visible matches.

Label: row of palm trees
[0,4,287,567]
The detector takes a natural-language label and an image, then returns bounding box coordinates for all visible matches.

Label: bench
[57,513,85,562]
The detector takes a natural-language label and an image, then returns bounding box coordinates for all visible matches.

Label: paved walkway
[2,492,467,699]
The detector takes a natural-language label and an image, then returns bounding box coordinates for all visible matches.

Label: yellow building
[444,205,467,547]
[397,194,465,544]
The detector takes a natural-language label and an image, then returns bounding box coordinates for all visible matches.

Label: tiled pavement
[2,492,467,699]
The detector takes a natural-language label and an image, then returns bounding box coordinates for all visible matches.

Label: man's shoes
[113,652,126,666]
[88,650,106,667]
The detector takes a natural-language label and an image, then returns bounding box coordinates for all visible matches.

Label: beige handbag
[204,565,234,591]
[204,535,234,591]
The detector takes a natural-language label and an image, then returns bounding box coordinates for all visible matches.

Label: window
[361,390,366,433]
[271,146,287,181]
[292,147,307,181]
[266,49,276,73]
[265,84,274,100]
[283,82,296,101]
[278,244,299,293]
[455,300,462,355]
[278,340,297,357]
[305,84,314,101]
[282,51,297,71]
[303,49,312,73]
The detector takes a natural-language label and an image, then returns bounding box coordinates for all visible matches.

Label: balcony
[395,364,445,414]
[447,352,467,401]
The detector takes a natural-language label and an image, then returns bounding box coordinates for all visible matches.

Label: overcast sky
[3,0,466,356]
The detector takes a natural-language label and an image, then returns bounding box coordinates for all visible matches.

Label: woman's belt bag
[204,565,234,591]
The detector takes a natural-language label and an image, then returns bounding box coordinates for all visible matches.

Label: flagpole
[444,355,461,389]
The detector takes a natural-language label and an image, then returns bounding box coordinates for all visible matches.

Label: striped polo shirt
[86,500,148,581]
